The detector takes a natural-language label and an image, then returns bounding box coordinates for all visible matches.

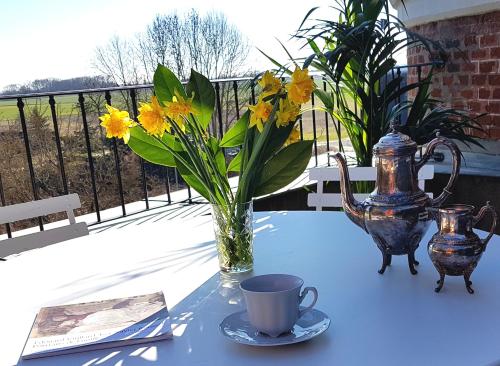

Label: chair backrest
[0,194,88,258]
[307,165,434,211]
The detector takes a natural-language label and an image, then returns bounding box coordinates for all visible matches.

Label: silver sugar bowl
[427,202,497,293]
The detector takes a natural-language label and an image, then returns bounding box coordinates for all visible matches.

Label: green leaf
[207,137,226,177]
[372,58,397,83]
[261,122,295,160]
[314,89,334,110]
[128,127,177,167]
[257,48,293,76]
[298,6,319,30]
[220,111,249,147]
[153,64,186,105]
[253,140,313,197]
[227,150,242,172]
[186,69,215,129]
[174,154,211,201]
[277,39,299,69]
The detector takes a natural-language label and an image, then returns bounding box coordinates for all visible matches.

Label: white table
[2,211,500,366]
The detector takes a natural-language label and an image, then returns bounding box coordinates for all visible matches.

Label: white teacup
[240,274,318,337]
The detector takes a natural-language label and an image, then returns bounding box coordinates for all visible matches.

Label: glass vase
[211,201,253,273]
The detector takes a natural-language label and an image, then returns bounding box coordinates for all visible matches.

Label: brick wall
[407,11,500,139]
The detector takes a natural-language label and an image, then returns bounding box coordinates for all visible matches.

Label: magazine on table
[21,291,172,359]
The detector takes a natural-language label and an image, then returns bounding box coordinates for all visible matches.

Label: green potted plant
[294,0,483,169]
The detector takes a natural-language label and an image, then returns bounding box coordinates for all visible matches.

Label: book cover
[22,291,172,359]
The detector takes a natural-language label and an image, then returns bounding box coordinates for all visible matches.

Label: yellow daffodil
[138,96,170,137]
[248,100,273,132]
[286,67,315,104]
[258,71,282,100]
[164,91,198,131]
[285,126,301,146]
[99,105,135,143]
[276,97,301,127]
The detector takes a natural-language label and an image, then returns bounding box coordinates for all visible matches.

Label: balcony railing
[0,63,437,237]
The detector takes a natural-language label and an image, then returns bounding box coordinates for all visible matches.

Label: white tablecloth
[1,211,500,366]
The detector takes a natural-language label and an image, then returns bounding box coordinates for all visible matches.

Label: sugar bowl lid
[373,121,417,157]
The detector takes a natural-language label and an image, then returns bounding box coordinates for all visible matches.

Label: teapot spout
[331,153,367,233]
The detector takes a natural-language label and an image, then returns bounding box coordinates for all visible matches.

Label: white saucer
[219,308,330,346]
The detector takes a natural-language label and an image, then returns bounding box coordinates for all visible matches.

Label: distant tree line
[1,76,115,95]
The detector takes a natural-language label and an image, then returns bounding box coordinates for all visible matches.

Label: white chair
[0,194,88,258]
[307,165,434,211]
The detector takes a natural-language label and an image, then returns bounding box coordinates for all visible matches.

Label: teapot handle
[473,201,498,250]
[415,135,461,207]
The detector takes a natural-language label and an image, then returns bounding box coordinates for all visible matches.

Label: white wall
[390,0,500,27]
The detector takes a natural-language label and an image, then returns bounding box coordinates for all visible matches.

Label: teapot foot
[407,251,418,275]
[435,273,445,292]
[464,273,474,294]
[378,253,392,275]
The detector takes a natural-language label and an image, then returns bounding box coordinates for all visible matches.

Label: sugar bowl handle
[416,135,461,207]
[473,201,498,250]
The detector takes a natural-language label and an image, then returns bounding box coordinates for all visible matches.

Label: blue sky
[0,0,401,89]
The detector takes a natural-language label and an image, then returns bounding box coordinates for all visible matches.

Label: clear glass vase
[211,201,253,273]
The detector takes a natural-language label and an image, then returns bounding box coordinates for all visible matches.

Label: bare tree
[181,10,251,131]
[93,36,143,86]
[135,33,158,82]
[181,10,249,79]
[95,9,250,83]
[93,10,252,131]
[145,13,186,79]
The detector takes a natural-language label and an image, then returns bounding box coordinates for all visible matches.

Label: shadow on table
[50,213,278,307]
[16,215,286,365]
[47,239,218,308]
[89,202,210,234]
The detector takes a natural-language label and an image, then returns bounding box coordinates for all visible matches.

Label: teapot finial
[390,119,400,133]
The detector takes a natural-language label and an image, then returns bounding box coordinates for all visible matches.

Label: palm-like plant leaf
[391,70,485,147]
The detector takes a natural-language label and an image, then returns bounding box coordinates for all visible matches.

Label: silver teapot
[428,203,497,294]
[332,125,461,275]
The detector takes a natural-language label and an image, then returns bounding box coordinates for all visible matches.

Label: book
[21,291,172,359]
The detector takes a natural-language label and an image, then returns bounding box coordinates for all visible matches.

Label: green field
[0,94,78,121]
[0,89,346,142]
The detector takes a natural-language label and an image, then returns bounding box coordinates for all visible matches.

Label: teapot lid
[373,121,417,157]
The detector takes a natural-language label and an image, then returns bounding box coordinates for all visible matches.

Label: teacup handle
[473,201,498,250]
[298,286,318,318]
